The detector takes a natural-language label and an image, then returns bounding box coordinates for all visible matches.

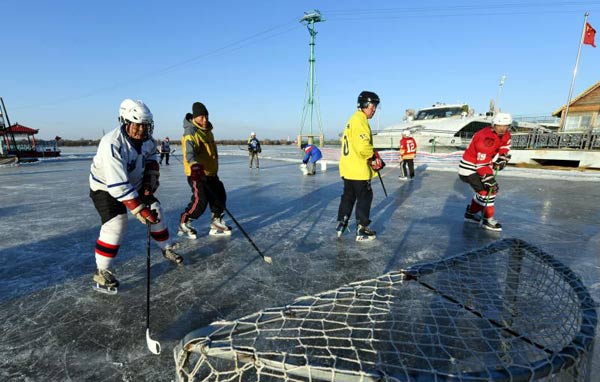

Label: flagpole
[562,12,589,130]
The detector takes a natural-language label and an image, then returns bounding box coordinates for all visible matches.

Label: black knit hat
[192,102,209,118]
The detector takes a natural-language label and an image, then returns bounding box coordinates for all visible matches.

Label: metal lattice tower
[298,10,324,147]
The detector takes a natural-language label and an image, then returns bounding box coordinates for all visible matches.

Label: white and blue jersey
[89,126,158,202]
[303,144,322,164]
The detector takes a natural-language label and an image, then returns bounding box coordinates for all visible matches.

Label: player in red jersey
[399,130,417,179]
[458,113,512,231]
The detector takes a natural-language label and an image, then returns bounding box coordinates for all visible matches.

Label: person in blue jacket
[300,143,322,175]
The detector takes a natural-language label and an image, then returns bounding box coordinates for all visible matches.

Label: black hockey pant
[401,159,415,178]
[337,178,373,227]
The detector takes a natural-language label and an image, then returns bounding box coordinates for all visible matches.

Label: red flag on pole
[584,22,596,47]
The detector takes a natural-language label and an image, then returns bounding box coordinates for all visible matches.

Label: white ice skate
[178,220,198,239]
[162,246,184,264]
[482,217,502,232]
[356,224,376,242]
[92,268,119,295]
[209,213,232,236]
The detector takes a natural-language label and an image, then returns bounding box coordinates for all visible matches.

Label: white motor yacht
[373,103,493,152]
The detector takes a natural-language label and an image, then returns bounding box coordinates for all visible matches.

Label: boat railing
[512,114,560,125]
[511,131,600,151]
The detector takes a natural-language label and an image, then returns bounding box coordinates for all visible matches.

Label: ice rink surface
[1,148,599,381]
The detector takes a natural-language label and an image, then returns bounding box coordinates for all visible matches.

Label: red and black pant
[180,176,227,223]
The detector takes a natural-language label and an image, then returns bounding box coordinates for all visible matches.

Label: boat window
[415,107,464,121]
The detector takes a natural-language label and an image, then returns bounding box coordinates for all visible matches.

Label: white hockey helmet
[119,99,154,139]
[402,130,411,137]
[251,132,256,137]
[492,112,512,126]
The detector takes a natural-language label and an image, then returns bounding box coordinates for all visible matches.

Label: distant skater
[399,130,417,179]
[89,99,183,294]
[247,132,261,168]
[336,91,384,241]
[300,143,322,175]
[458,112,512,232]
[178,101,232,238]
[159,137,171,165]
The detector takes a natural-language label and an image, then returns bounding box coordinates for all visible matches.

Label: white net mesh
[173,239,597,382]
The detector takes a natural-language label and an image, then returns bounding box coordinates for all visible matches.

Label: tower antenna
[298,10,324,147]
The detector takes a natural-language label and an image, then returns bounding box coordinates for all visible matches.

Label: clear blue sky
[2,0,600,140]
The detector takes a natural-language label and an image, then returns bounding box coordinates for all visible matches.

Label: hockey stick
[171,150,183,164]
[145,223,161,354]
[479,168,499,228]
[377,171,388,198]
[201,183,272,264]
[223,205,272,264]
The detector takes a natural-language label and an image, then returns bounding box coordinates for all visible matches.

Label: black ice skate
[162,246,183,265]
[92,268,119,295]
[209,213,232,236]
[464,205,482,224]
[356,224,376,242]
[178,220,198,239]
[482,217,502,232]
[336,216,349,237]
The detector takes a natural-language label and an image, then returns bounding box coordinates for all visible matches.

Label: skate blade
[463,218,481,224]
[209,229,232,236]
[356,236,376,242]
[177,230,197,239]
[92,284,118,295]
[481,225,502,232]
[164,256,184,265]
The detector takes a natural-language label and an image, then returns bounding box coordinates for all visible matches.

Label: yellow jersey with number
[339,110,375,180]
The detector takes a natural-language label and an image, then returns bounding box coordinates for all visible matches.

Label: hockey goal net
[173,239,597,382]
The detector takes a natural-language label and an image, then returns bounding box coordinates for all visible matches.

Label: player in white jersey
[89,99,182,294]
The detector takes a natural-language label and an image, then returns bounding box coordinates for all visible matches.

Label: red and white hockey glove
[143,161,160,195]
[190,163,206,182]
[369,151,386,172]
[123,198,159,225]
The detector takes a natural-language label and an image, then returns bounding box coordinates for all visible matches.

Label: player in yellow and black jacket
[336,91,384,242]
[178,101,232,239]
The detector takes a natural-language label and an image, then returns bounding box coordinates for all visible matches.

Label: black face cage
[123,119,154,141]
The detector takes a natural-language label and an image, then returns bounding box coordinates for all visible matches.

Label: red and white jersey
[459,126,511,177]
[89,126,158,202]
[399,137,417,160]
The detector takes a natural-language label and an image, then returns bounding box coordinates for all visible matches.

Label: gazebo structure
[0,123,61,161]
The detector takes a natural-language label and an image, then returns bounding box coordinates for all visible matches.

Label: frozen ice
[1,146,599,380]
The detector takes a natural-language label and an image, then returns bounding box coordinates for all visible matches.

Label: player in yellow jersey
[336,91,384,241]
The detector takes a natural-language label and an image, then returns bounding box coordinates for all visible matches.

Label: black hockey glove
[143,161,160,195]
[481,174,499,193]
[493,154,511,171]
